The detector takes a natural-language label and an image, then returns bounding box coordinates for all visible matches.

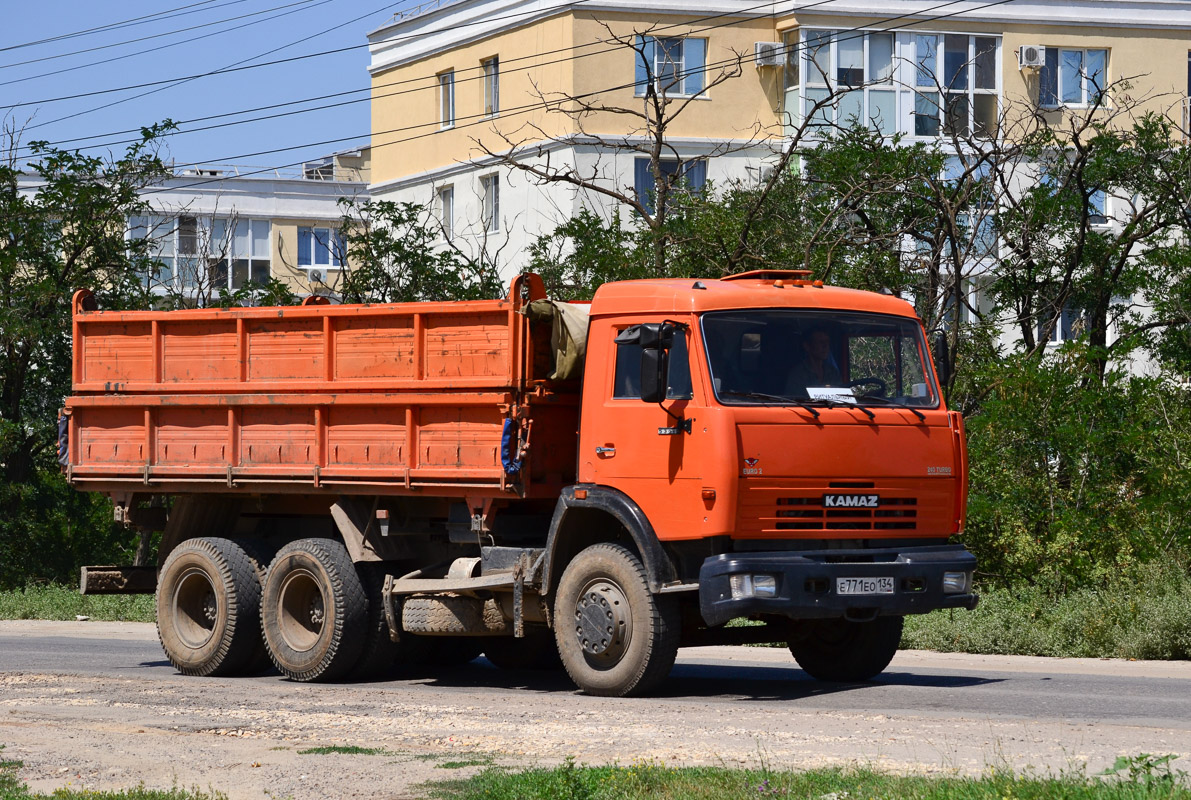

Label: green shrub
[904,564,1191,659]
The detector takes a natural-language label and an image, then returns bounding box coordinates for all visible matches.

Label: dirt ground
[2,621,1190,799]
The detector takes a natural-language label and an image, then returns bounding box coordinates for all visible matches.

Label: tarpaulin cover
[525,299,590,380]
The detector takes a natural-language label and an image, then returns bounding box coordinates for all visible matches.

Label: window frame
[633,157,708,214]
[480,173,500,233]
[297,225,345,281]
[1040,47,1108,108]
[437,184,455,240]
[438,69,455,129]
[788,28,1001,141]
[482,56,499,117]
[129,215,272,292]
[634,35,707,98]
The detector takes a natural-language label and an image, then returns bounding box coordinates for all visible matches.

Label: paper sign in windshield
[806,387,856,404]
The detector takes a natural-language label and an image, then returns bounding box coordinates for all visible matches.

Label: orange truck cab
[65,270,976,697]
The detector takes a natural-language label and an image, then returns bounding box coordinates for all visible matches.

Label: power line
[0,0,246,55]
[152,0,1018,195]
[0,0,321,73]
[12,0,793,154]
[16,0,1013,176]
[22,0,402,133]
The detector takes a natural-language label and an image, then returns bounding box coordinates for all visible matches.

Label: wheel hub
[277,568,325,653]
[574,579,631,661]
[172,567,218,649]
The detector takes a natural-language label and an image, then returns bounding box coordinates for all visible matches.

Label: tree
[0,121,173,587]
[335,197,503,303]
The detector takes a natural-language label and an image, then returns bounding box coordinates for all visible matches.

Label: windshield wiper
[720,390,821,419]
[853,394,927,422]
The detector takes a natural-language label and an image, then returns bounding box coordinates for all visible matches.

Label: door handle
[595,446,616,456]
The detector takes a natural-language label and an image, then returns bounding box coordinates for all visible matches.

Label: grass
[427,759,1191,800]
[437,758,496,770]
[0,747,224,800]
[296,745,389,756]
[0,585,153,623]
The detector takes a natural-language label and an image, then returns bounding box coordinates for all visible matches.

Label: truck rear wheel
[554,544,679,697]
[261,538,367,682]
[156,537,263,677]
[787,616,904,682]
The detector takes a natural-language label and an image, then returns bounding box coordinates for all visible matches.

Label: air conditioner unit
[308,269,325,284]
[1018,45,1045,69]
[754,41,784,68]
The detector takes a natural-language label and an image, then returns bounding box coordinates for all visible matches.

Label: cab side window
[612,330,693,400]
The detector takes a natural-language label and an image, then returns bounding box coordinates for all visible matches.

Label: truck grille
[774,496,917,531]
[736,480,935,537]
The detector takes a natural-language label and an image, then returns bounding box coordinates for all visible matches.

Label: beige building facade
[366,0,1191,274]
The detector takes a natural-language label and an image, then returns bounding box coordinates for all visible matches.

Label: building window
[634,36,706,97]
[1040,305,1084,344]
[633,158,707,214]
[1089,188,1109,225]
[438,70,455,128]
[789,29,999,139]
[212,218,271,289]
[437,185,454,240]
[1040,48,1107,107]
[129,216,270,291]
[482,56,499,117]
[480,174,499,232]
[297,226,344,283]
[129,215,175,289]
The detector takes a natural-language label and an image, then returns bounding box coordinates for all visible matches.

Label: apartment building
[126,147,370,300]
[366,0,1191,278]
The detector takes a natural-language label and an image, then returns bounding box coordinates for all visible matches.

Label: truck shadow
[410,659,1000,700]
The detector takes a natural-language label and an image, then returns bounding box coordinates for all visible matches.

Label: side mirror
[615,322,676,404]
[932,331,951,389]
[640,346,668,403]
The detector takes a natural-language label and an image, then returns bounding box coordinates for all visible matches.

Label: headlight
[942,571,971,593]
[730,574,778,598]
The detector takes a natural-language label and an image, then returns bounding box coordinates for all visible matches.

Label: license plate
[836,576,895,595]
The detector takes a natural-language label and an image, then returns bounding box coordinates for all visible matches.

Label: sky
[2,0,418,176]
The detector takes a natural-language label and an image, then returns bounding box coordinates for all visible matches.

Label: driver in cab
[785,328,841,396]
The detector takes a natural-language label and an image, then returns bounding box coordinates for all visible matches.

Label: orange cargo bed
[62,275,578,498]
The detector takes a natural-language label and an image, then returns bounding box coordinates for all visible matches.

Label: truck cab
[550,270,976,689]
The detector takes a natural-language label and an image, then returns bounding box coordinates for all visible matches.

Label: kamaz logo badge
[742,457,762,476]
[823,494,880,508]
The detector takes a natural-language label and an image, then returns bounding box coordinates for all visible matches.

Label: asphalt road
[1,621,1190,799]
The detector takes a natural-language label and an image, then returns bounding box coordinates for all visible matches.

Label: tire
[156,537,263,677]
[484,629,562,671]
[553,543,679,697]
[787,616,904,682]
[347,563,401,681]
[235,537,278,675]
[260,538,367,682]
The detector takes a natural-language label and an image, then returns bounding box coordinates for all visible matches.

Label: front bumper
[698,544,978,627]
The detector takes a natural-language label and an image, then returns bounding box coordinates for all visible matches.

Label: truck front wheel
[553,544,679,697]
[156,537,263,677]
[787,616,903,682]
[261,538,367,682]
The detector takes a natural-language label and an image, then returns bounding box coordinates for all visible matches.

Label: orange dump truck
[64,270,976,696]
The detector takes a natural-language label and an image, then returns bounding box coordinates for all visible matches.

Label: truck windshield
[702,310,939,408]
